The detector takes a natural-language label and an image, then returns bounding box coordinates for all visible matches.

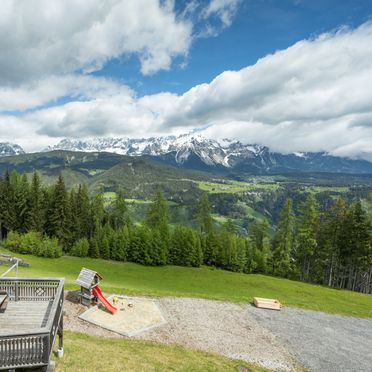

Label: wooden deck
[0,300,53,335]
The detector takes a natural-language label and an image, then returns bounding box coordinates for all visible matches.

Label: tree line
[0,170,371,294]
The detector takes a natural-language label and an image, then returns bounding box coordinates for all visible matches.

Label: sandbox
[79,295,167,337]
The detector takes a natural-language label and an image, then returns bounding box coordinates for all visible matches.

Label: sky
[1,0,372,160]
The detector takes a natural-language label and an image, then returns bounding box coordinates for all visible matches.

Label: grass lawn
[2,248,372,318]
[54,331,267,372]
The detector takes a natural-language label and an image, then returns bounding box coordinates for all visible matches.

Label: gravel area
[64,292,297,371]
[65,291,372,371]
[136,297,297,371]
[247,305,372,372]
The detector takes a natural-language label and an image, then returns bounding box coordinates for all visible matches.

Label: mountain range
[2,134,372,174]
[45,134,372,174]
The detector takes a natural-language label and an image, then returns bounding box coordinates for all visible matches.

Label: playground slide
[92,286,117,315]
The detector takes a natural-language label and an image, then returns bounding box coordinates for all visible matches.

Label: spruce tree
[272,199,295,277]
[296,193,319,281]
[197,193,214,234]
[75,184,91,239]
[110,187,130,230]
[13,172,30,232]
[0,171,17,235]
[47,175,70,249]
[250,219,269,251]
[249,219,270,274]
[89,236,100,258]
[146,190,169,261]
[26,172,44,232]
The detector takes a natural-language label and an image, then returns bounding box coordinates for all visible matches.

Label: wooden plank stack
[253,297,281,310]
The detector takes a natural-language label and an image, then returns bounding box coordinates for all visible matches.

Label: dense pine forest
[0,170,371,294]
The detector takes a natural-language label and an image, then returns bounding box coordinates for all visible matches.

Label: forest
[0,170,371,294]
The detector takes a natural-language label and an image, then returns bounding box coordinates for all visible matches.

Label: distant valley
[0,149,372,234]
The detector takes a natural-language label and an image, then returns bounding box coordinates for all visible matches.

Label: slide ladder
[92,286,117,315]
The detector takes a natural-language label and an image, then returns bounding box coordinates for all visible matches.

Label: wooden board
[253,297,281,311]
[0,300,52,334]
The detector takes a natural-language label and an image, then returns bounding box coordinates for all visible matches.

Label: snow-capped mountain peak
[46,133,263,168]
[0,142,25,157]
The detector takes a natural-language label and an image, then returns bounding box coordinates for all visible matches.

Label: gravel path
[64,292,372,371]
[247,305,372,372]
[64,292,297,371]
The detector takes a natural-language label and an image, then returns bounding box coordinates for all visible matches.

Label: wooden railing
[0,278,64,371]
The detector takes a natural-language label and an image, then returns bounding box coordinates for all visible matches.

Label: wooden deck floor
[0,300,53,335]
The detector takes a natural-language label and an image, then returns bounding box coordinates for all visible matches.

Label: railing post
[57,314,64,358]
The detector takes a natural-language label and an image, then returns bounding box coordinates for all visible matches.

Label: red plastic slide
[92,286,117,315]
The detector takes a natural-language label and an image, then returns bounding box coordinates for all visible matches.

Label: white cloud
[202,0,241,27]
[0,75,131,112]
[2,20,372,161]
[0,0,192,83]
[161,22,372,159]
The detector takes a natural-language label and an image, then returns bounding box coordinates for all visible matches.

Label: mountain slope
[48,134,372,174]
[0,150,215,200]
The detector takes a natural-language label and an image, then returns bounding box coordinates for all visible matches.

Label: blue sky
[94,0,372,96]
[0,0,372,159]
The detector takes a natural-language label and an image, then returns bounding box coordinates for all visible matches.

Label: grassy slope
[54,332,268,372]
[198,180,280,194]
[2,248,372,318]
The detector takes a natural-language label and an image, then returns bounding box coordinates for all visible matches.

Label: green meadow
[2,248,372,318]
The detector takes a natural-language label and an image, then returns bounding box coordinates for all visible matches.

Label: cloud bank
[0,2,371,161]
[0,0,193,82]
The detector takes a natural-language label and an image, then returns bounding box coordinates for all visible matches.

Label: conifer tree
[101,234,111,260]
[197,193,214,234]
[89,235,100,258]
[91,191,106,235]
[26,172,44,232]
[296,193,319,281]
[204,231,220,266]
[250,219,269,251]
[249,219,270,273]
[0,171,17,235]
[317,197,347,286]
[75,184,92,238]
[114,225,130,261]
[146,190,169,260]
[110,187,130,230]
[272,199,295,277]
[13,172,30,232]
[47,175,70,249]
[344,201,372,290]
[169,225,202,267]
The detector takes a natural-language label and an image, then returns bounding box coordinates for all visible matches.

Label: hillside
[3,248,371,318]
[0,150,215,197]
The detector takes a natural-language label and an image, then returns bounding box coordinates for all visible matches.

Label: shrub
[3,231,21,253]
[42,238,63,258]
[2,231,62,258]
[70,238,90,257]
[19,231,42,255]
